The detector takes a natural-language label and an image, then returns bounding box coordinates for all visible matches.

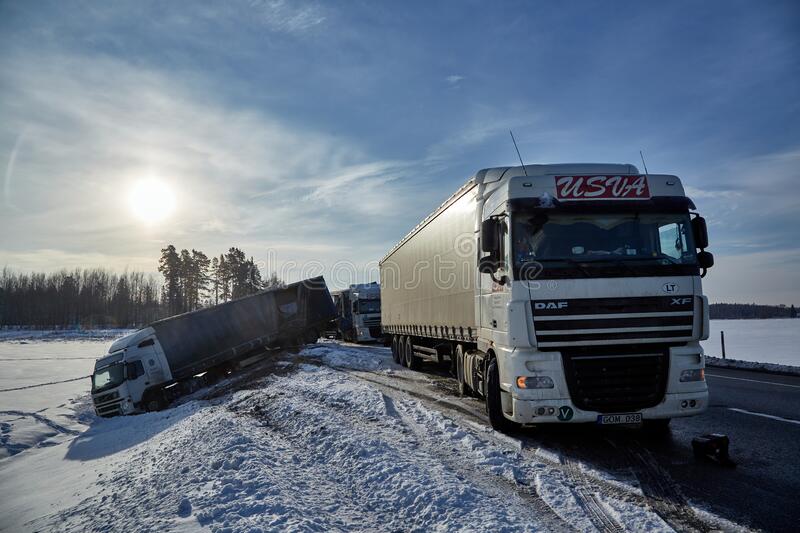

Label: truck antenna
[639,150,649,175]
[510,130,528,176]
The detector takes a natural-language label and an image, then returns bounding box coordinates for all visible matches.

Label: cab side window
[658,223,685,260]
[126,360,145,380]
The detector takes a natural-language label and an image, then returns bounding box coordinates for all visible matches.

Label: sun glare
[128,178,176,224]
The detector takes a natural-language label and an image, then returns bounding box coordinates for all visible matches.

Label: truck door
[137,339,167,385]
[479,219,511,339]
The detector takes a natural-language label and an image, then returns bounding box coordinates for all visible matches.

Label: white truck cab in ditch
[91,328,171,416]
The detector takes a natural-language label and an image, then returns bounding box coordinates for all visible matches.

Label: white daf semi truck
[380,164,714,432]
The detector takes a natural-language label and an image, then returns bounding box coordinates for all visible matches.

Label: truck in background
[335,282,382,342]
[91,277,336,416]
[380,164,714,432]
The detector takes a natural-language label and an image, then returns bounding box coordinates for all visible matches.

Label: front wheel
[145,392,165,412]
[485,359,519,433]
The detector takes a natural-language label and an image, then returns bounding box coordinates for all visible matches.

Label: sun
[128,178,176,224]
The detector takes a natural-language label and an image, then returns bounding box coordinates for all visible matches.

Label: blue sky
[1,0,798,303]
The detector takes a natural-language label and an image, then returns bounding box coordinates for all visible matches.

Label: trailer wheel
[455,344,470,397]
[405,336,421,370]
[391,336,401,364]
[485,358,519,433]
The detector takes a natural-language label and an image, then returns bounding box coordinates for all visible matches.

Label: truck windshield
[92,363,125,393]
[357,300,381,314]
[513,212,698,277]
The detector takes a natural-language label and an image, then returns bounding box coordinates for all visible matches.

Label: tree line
[158,245,283,316]
[0,267,163,327]
[710,303,797,319]
[0,245,283,327]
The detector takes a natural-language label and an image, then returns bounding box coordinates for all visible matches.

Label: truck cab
[336,283,382,342]
[91,328,171,417]
[476,165,713,429]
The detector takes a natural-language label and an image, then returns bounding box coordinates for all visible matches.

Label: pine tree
[263,271,285,289]
[210,256,220,306]
[218,254,231,302]
[158,245,182,315]
[191,249,211,308]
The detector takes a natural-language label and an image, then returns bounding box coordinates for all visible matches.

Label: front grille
[562,345,669,413]
[96,399,123,417]
[94,391,119,404]
[94,394,122,416]
[533,296,694,348]
[368,326,382,338]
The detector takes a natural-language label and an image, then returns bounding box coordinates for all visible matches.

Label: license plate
[597,413,642,425]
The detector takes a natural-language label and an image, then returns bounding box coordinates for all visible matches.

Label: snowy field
[0,335,749,532]
[702,319,799,366]
[0,335,129,460]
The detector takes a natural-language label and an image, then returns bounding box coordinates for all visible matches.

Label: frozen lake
[702,318,799,366]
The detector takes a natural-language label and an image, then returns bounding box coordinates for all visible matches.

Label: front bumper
[495,343,709,424]
[509,390,708,424]
[92,389,135,417]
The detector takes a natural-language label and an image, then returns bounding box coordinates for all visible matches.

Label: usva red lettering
[554,175,650,200]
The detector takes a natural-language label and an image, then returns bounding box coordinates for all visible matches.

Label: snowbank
[706,356,800,377]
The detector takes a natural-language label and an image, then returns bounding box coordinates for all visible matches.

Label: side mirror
[692,216,709,249]
[697,250,714,269]
[478,255,497,274]
[481,219,498,253]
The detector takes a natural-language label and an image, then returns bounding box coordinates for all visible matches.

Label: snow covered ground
[702,319,799,366]
[0,337,125,460]
[0,338,749,532]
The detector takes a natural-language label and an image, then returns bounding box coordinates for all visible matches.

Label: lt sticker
[557,406,574,421]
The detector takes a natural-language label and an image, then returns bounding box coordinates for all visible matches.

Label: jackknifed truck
[91,276,336,416]
[380,164,714,432]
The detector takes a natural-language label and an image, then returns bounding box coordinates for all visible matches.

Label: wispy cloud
[0,49,411,279]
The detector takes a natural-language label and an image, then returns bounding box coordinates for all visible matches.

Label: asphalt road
[524,366,800,532]
[675,367,800,531]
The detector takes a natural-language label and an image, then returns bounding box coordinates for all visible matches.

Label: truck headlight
[516,376,554,389]
[680,368,705,382]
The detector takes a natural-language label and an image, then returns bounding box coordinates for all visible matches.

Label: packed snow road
[0,340,773,532]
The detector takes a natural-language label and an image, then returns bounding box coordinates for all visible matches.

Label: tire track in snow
[338,364,728,532]
[0,410,80,435]
[386,391,572,530]
[617,442,711,533]
[252,368,572,531]
[231,372,552,531]
[561,456,627,533]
